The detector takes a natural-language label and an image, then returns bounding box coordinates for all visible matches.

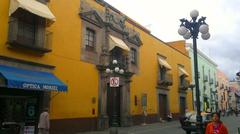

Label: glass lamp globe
[190,10,199,18]
[201,33,210,40]
[119,69,124,74]
[106,68,111,73]
[114,67,120,72]
[112,60,118,64]
[199,24,209,34]
[178,26,188,36]
[183,31,191,39]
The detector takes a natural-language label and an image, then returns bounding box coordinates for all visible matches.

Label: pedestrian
[167,112,172,121]
[205,112,228,134]
[38,108,50,134]
[234,109,238,117]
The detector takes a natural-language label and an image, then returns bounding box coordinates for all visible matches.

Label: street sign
[110,77,119,87]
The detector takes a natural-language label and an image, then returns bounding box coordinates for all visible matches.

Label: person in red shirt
[205,112,228,134]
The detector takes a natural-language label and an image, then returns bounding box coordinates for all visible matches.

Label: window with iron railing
[179,78,190,90]
[159,66,167,81]
[180,75,185,86]
[110,48,128,69]
[130,48,137,64]
[8,9,52,53]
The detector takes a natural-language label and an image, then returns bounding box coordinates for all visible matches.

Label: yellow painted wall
[168,40,189,56]
[0,0,99,119]
[130,32,193,115]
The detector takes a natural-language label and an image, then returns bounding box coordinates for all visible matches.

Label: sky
[104,0,240,79]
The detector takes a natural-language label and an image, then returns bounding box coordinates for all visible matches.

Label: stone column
[97,71,109,130]
[120,77,132,127]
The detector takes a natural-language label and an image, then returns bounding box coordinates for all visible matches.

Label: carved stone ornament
[80,0,142,46]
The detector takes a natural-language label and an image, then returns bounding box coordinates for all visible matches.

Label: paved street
[79,115,240,134]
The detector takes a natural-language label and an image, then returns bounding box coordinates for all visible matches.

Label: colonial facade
[216,70,230,112]
[186,43,218,112]
[229,80,240,111]
[0,0,193,133]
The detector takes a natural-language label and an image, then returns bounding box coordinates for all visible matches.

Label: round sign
[27,105,35,117]
[110,77,119,87]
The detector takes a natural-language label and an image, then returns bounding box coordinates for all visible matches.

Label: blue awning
[0,65,67,92]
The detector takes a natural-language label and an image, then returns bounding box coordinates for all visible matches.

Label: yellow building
[0,0,192,133]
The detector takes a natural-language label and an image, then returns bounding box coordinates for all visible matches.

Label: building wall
[131,36,193,116]
[1,0,99,120]
[229,81,240,110]
[187,44,217,112]
[49,0,193,121]
[217,70,229,112]
[1,0,193,133]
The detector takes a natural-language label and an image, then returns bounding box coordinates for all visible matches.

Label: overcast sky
[104,0,240,79]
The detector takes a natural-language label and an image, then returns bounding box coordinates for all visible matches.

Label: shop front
[0,64,67,134]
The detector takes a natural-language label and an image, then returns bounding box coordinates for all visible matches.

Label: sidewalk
[77,116,240,134]
[78,121,181,134]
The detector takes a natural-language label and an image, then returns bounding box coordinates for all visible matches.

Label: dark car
[0,122,20,134]
[180,111,212,134]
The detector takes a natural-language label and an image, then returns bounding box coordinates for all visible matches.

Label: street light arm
[180,18,191,27]
[198,17,206,24]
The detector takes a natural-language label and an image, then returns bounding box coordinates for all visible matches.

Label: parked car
[180,111,212,134]
[0,122,20,134]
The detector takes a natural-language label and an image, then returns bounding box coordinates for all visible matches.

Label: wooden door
[159,94,168,120]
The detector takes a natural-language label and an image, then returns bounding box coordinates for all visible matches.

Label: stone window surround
[80,19,103,64]
[85,28,96,51]
[130,48,137,64]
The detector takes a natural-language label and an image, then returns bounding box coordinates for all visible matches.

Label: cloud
[104,0,240,78]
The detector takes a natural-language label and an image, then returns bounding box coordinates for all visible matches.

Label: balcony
[179,79,190,91]
[157,73,173,87]
[110,47,128,70]
[8,17,52,54]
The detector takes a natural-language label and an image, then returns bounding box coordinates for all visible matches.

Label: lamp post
[178,10,210,134]
[189,83,195,110]
[213,90,219,112]
[106,59,124,134]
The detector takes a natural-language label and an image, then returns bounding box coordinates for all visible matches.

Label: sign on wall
[110,77,119,87]
[24,126,35,134]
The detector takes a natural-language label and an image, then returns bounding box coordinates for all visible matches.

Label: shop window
[85,28,96,51]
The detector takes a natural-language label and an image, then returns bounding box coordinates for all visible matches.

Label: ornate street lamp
[105,59,124,134]
[178,10,210,134]
[106,60,125,75]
